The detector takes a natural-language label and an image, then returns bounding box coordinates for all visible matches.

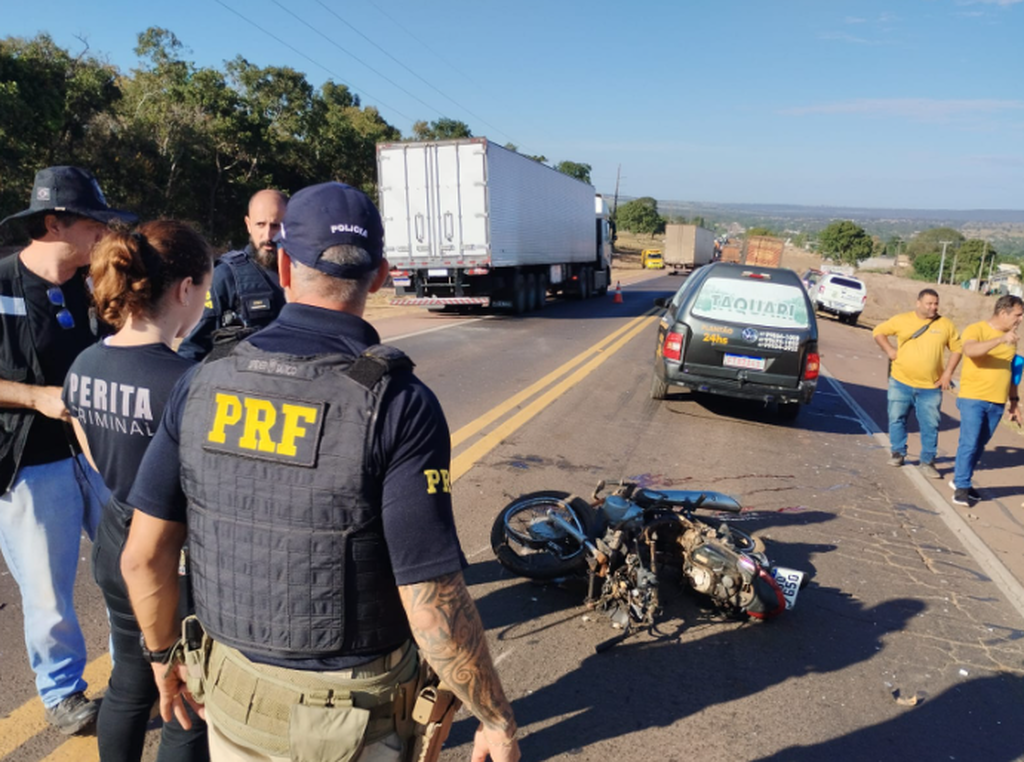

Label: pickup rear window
[691,276,810,329]
[827,277,864,290]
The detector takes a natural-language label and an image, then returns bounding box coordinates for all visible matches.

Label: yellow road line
[5,310,659,761]
[450,310,656,449]
[0,653,110,760]
[451,315,658,483]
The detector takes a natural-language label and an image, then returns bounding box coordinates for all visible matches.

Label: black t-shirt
[21,266,97,466]
[63,342,195,502]
[129,304,465,669]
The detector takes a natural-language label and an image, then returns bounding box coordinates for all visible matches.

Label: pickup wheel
[650,371,669,401]
[847,312,860,326]
[778,401,800,420]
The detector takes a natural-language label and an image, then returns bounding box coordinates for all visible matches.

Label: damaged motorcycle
[491,481,805,651]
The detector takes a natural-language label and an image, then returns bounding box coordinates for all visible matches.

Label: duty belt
[199,637,418,757]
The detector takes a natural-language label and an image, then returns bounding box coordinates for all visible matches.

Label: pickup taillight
[390,269,409,278]
[804,351,820,380]
[663,332,685,362]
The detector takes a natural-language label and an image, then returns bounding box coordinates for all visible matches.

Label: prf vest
[217,250,284,329]
[179,341,414,660]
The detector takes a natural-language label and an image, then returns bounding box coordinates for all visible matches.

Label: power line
[268,0,444,119]
[365,0,485,91]
[210,0,414,122]
[312,0,519,145]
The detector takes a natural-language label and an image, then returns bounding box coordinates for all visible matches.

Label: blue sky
[5,0,1023,210]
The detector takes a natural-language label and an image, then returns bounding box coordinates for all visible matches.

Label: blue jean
[953,397,1005,489]
[0,454,109,707]
[887,377,943,464]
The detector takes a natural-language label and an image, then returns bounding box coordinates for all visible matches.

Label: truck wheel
[848,312,860,326]
[577,268,590,300]
[524,273,538,312]
[650,371,669,401]
[535,273,548,310]
[595,269,608,296]
[512,273,527,314]
[583,267,594,299]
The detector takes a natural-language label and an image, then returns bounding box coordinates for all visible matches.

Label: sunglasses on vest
[46,287,75,330]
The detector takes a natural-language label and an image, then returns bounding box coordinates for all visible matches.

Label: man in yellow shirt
[951,295,1024,506]
[873,289,962,479]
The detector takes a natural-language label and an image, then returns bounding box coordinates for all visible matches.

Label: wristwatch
[139,633,176,665]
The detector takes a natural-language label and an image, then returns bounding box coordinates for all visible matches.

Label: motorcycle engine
[681,528,755,612]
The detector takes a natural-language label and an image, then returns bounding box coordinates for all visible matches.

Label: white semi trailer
[377,138,612,312]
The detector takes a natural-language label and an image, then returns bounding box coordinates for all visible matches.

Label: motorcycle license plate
[724,353,765,371]
[772,566,804,609]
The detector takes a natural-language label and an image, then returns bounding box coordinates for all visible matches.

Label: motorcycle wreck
[491,481,806,652]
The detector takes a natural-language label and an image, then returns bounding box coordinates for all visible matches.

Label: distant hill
[604,196,1024,256]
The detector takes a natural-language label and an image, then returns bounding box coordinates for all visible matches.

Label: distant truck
[377,138,612,312]
[720,244,742,263]
[743,236,785,268]
[663,224,715,271]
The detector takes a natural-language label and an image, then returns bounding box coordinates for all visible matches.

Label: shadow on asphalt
[752,673,1024,761]
[456,578,948,759]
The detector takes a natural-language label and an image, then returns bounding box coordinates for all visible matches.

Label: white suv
[807,271,867,325]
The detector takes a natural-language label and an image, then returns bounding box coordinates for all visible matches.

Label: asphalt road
[2,273,1023,761]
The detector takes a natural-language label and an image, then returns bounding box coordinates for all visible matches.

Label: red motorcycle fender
[746,566,787,620]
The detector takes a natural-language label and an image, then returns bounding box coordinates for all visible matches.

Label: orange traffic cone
[613,281,623,304]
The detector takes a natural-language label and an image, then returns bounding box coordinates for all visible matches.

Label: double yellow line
[1,308,658,762]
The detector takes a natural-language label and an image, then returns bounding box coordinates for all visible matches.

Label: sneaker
[948,480,982,501]
[918,462,942,479]
[44,692,98,736]
[888,452,905,467]
[952,488,974,507]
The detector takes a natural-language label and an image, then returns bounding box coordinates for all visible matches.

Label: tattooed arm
[399,571,521,762]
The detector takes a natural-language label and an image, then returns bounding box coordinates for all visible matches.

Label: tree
[554,160,591,184]
[904,227,965,263]
[919,239,998,285]
[0,34,121,223]
[616,197,665,236]
[411,117,471,140]
[817,220,873,265]
[746,226,775,237]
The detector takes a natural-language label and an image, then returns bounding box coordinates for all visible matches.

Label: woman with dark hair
[62,220,213,762]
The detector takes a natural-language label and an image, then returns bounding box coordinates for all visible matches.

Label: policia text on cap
[120,182,520,762]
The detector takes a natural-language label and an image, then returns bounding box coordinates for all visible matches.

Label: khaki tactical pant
[189,638,419,762]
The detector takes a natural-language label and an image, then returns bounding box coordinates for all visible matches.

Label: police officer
[0,166,136,734]
[121,182,520,761]
[177,190,287,360]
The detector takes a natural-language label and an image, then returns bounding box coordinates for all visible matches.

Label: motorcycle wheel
[491,491,597,580]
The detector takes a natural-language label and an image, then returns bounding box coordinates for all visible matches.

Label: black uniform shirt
[20,266,96,465]
[63,342,195,502]
[128,304,466,667]
[177,246,283,361]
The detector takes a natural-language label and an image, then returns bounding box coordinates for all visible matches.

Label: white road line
[821,361,1024,624]
[381,316,489,343]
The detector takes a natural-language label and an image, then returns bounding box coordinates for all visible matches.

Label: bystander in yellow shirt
[958,320,1015,404]
[872,312,962,389]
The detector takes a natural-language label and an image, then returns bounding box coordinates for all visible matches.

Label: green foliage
[817,220,874,265]
[616,197,665,236]
[411,118,472,140]
[917,238,999,285]
[553,161,591,184]
[746,226,775,237]
[0,30,401,246]
[904,227,964,262]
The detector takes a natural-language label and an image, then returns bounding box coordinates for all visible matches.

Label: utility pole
[976,240,988,292]
[612,164,621,217]
[937,240,953,285]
